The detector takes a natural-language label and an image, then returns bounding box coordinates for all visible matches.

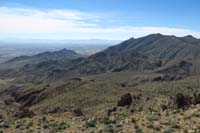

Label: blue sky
[0,0,200,40]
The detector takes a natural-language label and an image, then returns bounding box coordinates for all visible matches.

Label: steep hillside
[67,34,200,78]
[0,34,200,132]
[7,48,82,62]
[0,73,200,133]
[1,34,200,82]
[84,34,199,70]
[0,49,84,78]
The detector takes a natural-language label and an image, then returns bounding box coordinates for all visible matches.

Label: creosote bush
[85,120,96,128]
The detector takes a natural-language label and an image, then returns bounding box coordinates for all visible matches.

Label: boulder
[117,93,132,107]
[174,93,192,108]
[107,107,117,116]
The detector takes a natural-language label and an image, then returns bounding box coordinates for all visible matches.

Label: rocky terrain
[0,34,200,132]
[1,34,200,82]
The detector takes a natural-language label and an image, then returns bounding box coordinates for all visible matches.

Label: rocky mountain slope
[75,34,200,75]
[0,73,200,133]
[0,49,84,79]
[3,33,200,83]
[0,34,200,132]
[7,48,83,62]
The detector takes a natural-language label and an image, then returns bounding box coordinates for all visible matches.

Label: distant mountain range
[75,34,200,75]
[7,48,83,63]
[0,49,84,80]
[1,34,200,82]
[0,41,113,63]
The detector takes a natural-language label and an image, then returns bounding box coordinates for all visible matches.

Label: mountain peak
[60,48,75,52]
[59,48,72,52]
[60,48,68,51]
[128,37,135,40]
[183,35,196,39]
[146,33,164,38]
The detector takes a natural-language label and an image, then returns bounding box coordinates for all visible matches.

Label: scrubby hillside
[1,34,200,83]
[0,34,200,132]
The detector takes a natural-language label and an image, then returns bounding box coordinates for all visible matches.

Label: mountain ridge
[1,34,200,82]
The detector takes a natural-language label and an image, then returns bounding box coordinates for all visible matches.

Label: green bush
[49,121,69,132]
[163,129,174,133]
[135,128,143,133]
[170,123,180,129]
[100,117,115,125]
[116,112,128,121]
[85,120,96,128]
[192,113,200,117]
[146,114,159,122]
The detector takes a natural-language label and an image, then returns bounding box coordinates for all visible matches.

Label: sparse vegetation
[135,128,143,133]
[85,120,97,128]
[49,121,69,132]
[0,34,200,132]
[146,114,159,122]
[100,117,115,125]
[163,129,174,133]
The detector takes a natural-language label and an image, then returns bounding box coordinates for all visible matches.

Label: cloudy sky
[0,0,200,40]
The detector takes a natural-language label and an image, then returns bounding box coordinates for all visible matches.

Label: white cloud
[0,6,200,40]
[0,7,96,33]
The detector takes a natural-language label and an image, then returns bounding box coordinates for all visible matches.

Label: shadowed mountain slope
[0,49,84,78]
[1,34,200,82]
[71,34,200,76]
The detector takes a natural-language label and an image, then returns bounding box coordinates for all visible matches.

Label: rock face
[117,93,132,107]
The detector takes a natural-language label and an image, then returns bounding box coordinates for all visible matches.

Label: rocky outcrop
[117,93,132,107]
[173,93,200,109]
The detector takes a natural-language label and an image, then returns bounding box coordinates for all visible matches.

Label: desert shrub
[49,121,69,132]
[116,124,122,128]
[135,128,143,133]
[104,125,114,133]
[161,122,171,126]
[146,114,159,122]
[163,129,174,133]
[197,125,200,130]
[183,115,191,120]
[191,113,200,117]
[134,124,139,129]
[170,123,180,129]
[116,112,128,121]
[100,117,115,125]
[0,122,9,128]
[85,120,96,128]
[131,117,136,123]
[43,124,48,129]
